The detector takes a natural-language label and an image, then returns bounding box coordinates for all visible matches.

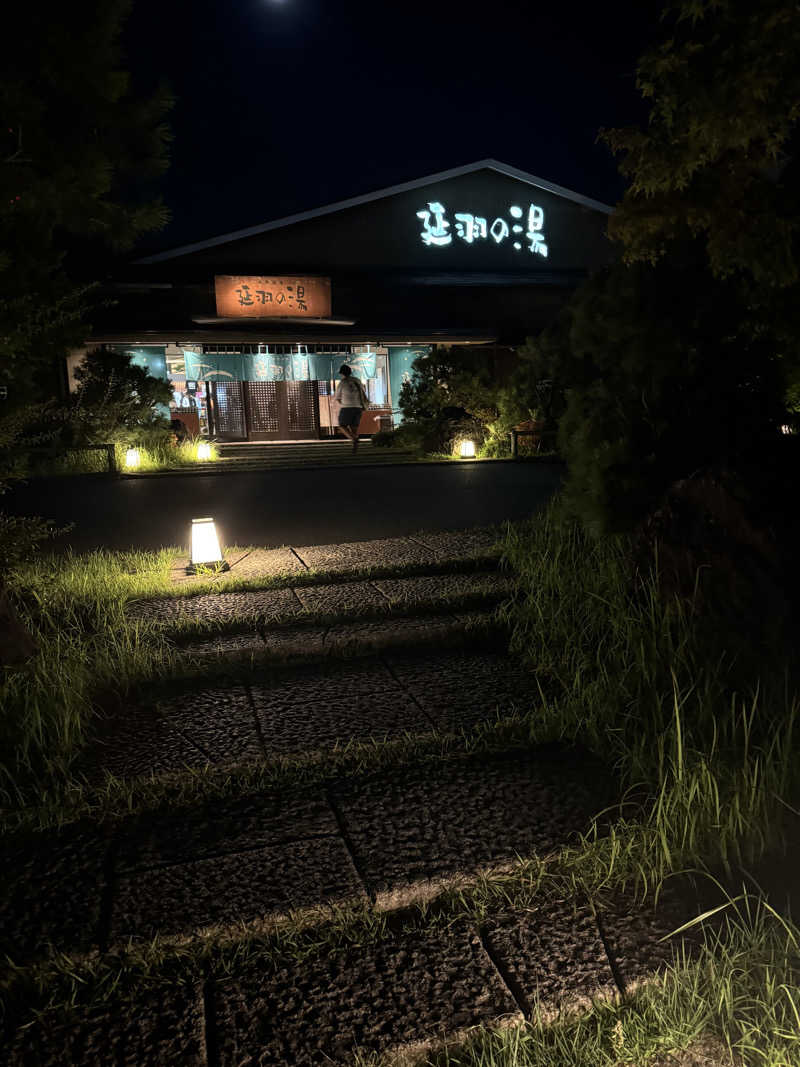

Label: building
[71,160,613,442]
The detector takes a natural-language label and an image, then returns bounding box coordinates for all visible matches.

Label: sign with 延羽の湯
[215,275,331,318]
[416,202,548,257]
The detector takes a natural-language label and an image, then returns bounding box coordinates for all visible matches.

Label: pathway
[0,527,702,1065]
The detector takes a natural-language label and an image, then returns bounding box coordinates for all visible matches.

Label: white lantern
[197,441,212,460]
[459,439,476,458]
[125,447,141,469]
[188,517,228,573]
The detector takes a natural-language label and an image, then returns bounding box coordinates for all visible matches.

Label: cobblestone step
[158,527,503,590]
[172,610,505,667]
[1,879,701,1066]
[78,648,534,784]
[3,746,611,959]
[127,569,514,631]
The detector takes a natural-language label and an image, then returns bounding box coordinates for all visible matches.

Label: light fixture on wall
[459,439,476,459]
[187,517,229,574]
[197,442,212,460]
[125,448,141,469]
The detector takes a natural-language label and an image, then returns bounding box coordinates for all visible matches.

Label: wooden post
[510,430,518,458]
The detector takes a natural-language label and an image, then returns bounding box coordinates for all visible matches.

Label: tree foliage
[601,0,800,287]
[70,349,172,445]
[528,255,787,532]
[0,1,172,403]
[529,0,800,535]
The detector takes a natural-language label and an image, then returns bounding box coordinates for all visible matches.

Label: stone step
[140,527,504,592]
[175,610,504,666]
[128,570,513,636]
[4,744,615,960]
[1,890,700,1066]
[124,448,419,476]
[80,647,534,784]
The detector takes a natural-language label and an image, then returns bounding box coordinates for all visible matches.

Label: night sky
[125,0,657,253]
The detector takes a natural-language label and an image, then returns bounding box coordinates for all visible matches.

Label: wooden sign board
[215,275,331,318]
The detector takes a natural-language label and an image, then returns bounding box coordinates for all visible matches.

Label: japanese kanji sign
[416,202,549,257]
[215,276,331,318]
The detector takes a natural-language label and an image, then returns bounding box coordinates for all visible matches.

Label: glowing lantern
[459,439,476,458]
[188,517,229,573]
[197,441,212,460]
[125,448,141,469]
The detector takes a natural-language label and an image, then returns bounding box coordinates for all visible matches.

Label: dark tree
[0,0,172,403]
[601,0,800,288]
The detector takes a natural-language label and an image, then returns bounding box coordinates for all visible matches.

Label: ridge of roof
[135,159,614,265]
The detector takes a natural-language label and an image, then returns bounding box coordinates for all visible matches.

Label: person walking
[334,363,369,453]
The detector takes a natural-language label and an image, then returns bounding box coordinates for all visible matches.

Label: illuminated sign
[215,275,331,318]
[416,202,548,256]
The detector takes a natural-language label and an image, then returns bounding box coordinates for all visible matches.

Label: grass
[497,505,800,885]
[17,440,222,478]
[118,438,220,471]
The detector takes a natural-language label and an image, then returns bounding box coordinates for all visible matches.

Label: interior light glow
[125,448,141,469]
[197,442,212,460]
[189,517,226,571]
[460,439,476,458]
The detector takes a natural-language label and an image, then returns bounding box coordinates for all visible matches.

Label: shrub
[370,430,396,447]
[70,348,173,448]
[522,255,789,534]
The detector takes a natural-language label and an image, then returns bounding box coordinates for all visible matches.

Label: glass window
[366,353,388,406]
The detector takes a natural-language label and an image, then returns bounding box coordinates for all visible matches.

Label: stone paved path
[0,528,704,1065]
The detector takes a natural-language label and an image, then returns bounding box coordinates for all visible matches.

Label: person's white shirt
[334,376,368,408]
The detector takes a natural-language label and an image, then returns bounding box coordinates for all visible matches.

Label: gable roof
[136,159,614,265]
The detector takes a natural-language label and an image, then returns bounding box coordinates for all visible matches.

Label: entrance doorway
[209,380,321,440]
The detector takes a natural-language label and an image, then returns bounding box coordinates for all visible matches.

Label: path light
[188,517,229,574]
[459,439,476,459]
[197,441,212,460]
[125,447,141,469]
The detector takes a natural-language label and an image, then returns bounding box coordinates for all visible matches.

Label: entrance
[210,380,320,440]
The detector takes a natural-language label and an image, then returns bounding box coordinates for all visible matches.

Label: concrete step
[124,446,417,476]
